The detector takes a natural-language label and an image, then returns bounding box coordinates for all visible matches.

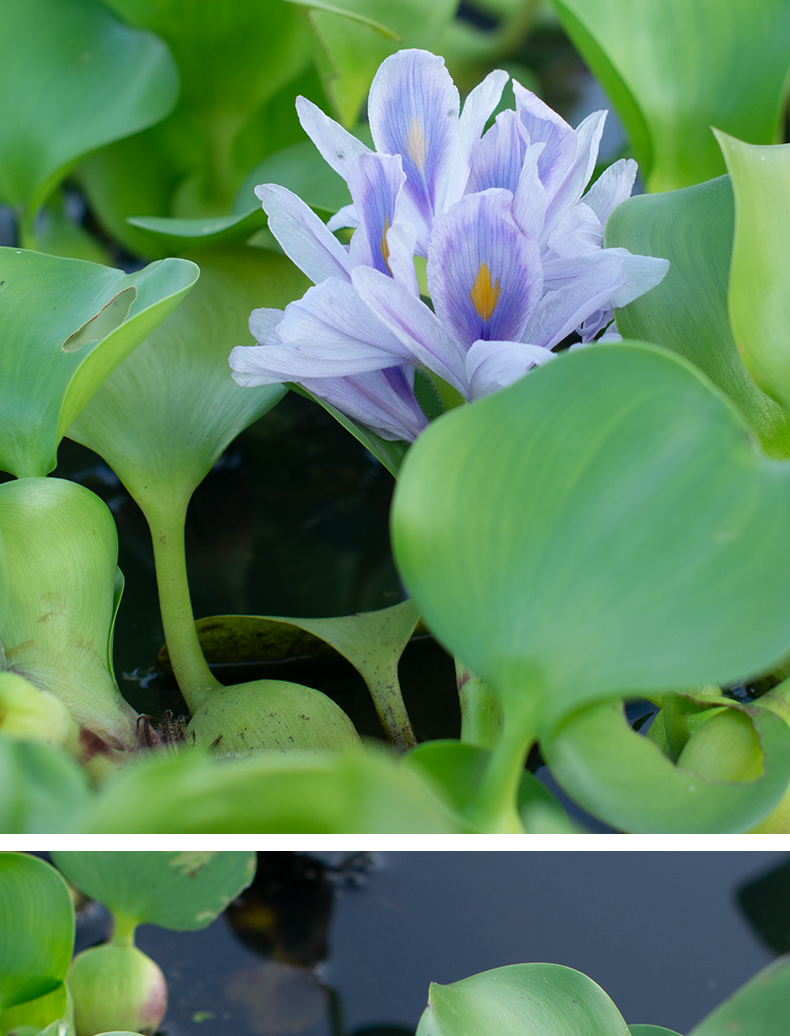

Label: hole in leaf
[62,286,136,353]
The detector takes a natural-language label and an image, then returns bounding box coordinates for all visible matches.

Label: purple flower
[229,49,669,442]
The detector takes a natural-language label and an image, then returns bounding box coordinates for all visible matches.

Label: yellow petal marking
[381,216,391,272]
[406,117,428,173]
[469,262,501,321]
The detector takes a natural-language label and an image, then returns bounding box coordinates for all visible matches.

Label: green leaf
[0,248,198,478]
[0,982,70,1034]
[0,0,178,239]
[125,209,268,254]
[689,957,790,1036]
[123,132,357,254]
[86,747,458,832]
[102,0,314,212]
[176,600,420,747]
[715,133,790,421]
[416,963,631,1036]
[553,0,790,192]
[285,0,400,40]
[68,247,305,514]
[0,478,139,751]
[51,851,256,931]
[0,737,92,833]
[629,1028,683,1036]
[0,852,74,1009]
[541,697,790,833]
[308,0,459,126]
[604,175,790,458]
[392,342,790,830]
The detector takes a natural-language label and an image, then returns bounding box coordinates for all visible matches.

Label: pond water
[69,851,790,1036]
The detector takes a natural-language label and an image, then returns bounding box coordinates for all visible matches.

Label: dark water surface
[74,851,790,1036]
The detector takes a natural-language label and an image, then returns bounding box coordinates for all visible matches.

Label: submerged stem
[457,660,502,750]
[147,496,219,714]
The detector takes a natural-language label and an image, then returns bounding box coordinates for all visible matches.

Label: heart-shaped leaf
[688,957,790,1036]
[392,342,790,829]
[715,133,790,420]
[51,851,256,931]
[604,175,790,458]
[0,0,178,242]
[0,248,198,478]
[416,963,631,1036]
[0,852,74,1009]
[553,0,790,192]
[86,747,458,832]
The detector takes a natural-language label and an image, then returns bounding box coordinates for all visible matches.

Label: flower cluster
[229,50,669,442]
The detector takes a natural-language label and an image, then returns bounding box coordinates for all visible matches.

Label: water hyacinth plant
[4,0,790,833]
[3,850,790,1036]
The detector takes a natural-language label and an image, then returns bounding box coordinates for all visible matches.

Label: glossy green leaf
[125,208,268,254]
[689,957,790,1036]
[51,851,256,931]
[0,852,74,1009]
[0,737,92,833]
[86,747,458,833]
[0,248,198,478]
[604,175,790,458]
[102,0,314,213]
[416,963,631,1036]
[68,247,305,514]
[404,741,580,832]
[395,342,790,730]
[309,0,459,126]
[176,600,420,747]
[716,133,790,421]
[0,982,70,1035]
[629,1029,683,1036]
[541,697,790,833]
[553,0,790,192]
[393,342,790,830]
[0,0,178,239]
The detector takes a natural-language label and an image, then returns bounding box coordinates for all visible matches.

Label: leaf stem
[146,496,219,714]
[462,698,539,832]
[110,911,138,947]
[456,660,502,750]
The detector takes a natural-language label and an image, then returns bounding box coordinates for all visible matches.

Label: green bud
[187,679,361,755]
[68,944,167,1036]
[676,707,763,782]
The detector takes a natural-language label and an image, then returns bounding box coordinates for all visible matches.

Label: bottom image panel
[1,851,789,1036]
